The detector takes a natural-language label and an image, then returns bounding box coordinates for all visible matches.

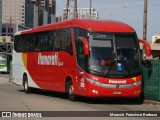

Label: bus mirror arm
[78,36,89,55]
[139,39,152,59]
[142,60,152,78]
[139,39,152,78]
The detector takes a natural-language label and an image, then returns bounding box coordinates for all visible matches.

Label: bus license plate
[113,91,122,95]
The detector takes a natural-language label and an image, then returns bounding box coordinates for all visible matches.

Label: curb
[144,100,160,106]
[0,77,9,83]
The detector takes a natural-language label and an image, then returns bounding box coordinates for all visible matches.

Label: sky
[56,0,160,42]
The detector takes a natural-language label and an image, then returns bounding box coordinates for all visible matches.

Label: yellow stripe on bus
[131,77,137,81]
[22,53,27,69]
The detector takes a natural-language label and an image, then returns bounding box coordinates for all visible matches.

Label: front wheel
[66,81,76,101]
[136,94,144,104]
[134,93,144,104]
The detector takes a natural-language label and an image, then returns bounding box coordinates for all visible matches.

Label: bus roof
[21,19,135,34]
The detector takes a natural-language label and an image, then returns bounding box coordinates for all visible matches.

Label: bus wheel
[67,81,76,101]
[23,75,31,93]
[136,93,144,104]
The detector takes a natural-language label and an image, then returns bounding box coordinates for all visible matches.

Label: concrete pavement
[0,75,9,84]
[0,74,160,106]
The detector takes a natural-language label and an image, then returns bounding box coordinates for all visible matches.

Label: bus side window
[38,32,47,51]
[34,33,40,52]
[62,28,72,55]
[14,35,20,52]
[48,31,54,51]
[75,39,86,69]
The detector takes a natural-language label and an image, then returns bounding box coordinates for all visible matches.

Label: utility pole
[74,0,78,18]
[9,17,12,36]
[89,0,92,19]
[143,0,148,40]
[65,0,78,20]
[66,0,69,20]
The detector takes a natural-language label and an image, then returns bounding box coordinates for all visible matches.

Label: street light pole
[9,17,12,36]
[89,0,92,19]
[143,0,148,40]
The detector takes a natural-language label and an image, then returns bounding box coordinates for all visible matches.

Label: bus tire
[135,93,144,104]
[23,75,31,93]
[137,94,144,104]
[66,80,76,101]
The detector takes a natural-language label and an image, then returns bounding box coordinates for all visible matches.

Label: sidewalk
[0,76,9,84]
[144,100,160,106]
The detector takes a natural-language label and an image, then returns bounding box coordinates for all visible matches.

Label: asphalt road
[0,74,160,120]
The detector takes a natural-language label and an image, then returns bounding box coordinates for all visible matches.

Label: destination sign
[92,33,112,40]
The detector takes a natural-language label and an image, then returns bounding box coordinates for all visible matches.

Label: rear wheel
[23,75,32,93]
[66,80,76,101]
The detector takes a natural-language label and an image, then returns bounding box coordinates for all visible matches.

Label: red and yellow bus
[13,19,151,102]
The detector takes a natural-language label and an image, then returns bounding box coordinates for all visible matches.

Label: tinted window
[14,28,72,55]
[54,28,72,54]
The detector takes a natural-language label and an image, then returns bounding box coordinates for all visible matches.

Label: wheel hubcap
[25,81,27,90]
[69,85,73,95]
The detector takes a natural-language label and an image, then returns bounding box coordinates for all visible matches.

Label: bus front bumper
[81,77,142,98]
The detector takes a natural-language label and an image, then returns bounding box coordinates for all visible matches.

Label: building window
[8,28,13,33]
[2,28,6,33]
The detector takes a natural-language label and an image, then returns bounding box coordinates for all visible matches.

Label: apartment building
[0,0,25,36]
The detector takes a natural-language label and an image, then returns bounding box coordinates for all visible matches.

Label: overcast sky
[56,0,160,42]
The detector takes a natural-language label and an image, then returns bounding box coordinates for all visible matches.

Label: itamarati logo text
[38,53,63,66]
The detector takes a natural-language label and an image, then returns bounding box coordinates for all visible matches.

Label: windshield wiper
[103,59,116,76]
[89,69,104,75]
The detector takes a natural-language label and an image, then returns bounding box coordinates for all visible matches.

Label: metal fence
[142,60,160,101]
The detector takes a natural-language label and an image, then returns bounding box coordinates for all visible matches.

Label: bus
[0,52,11,73]
[0,52,7,72]
[12,19,151,102]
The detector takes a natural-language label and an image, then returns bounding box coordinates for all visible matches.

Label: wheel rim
[69,85,73,96]
[24,80,28,91]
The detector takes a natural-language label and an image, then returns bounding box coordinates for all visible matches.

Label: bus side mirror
[78,36,89,55]
[139,39,152,58]
[139,39,152,77]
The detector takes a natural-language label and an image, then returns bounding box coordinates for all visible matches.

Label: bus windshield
[0,53,6,65]
[88,32,141,78]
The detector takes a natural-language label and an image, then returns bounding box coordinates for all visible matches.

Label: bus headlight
[133,80,142,86]
[85,77,100,85]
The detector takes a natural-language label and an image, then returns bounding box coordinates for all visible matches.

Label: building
[152,34,160,43]
[48,0,56,23]
[140,42,160,59]
[0,0,56,35]
[39,0,49,26]
[0,0,26,36]
[25,0,34,28]
[25,0,56,27]
[63,8,98,20]
[150,43,160,59]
